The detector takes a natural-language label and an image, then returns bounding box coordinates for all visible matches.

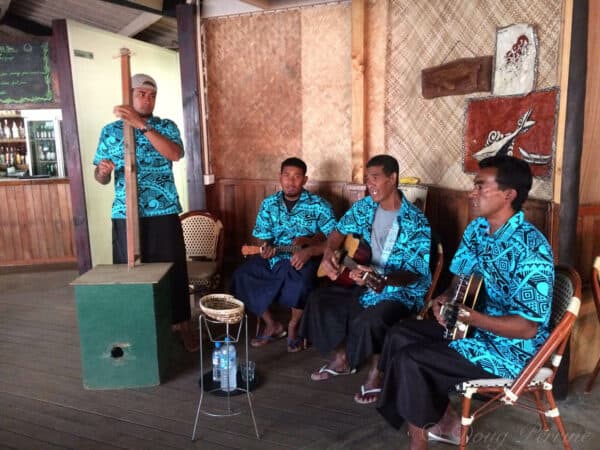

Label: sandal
[310,364,357,381]
[287,337,305,353]
[250,327,287,348]
[354,384,381,405]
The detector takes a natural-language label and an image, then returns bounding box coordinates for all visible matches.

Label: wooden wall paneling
[1,186,16,261]
[0,180,76,266]
[576,205,600,284]
[13,185,27,261]
[40,183,54,259]
[57,183,75,257]
[580,0,600,204]
[23,184,38,259]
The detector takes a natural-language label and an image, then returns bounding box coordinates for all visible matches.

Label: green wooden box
[71,263,173,389]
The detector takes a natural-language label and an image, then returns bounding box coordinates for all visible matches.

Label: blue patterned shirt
[336,193,431,311]
[93,116,183,219]
[449,211,554,378]
[253,189,336,268]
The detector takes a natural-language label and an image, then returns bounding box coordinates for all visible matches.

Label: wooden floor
[1,268,599,450]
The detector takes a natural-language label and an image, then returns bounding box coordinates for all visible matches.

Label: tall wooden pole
[120,48,140,268]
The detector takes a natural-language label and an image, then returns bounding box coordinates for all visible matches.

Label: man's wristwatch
[140,123,153,134]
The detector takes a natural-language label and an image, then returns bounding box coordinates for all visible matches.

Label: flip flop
[310,364,357,381]
[427,430,465,445]
[287,337,305,353]
[250,329,287,348]
[353,384,381,405]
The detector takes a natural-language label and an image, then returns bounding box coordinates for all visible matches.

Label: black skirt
[112,214,190,324]
[376,319,494,429]
[299,284,412,369]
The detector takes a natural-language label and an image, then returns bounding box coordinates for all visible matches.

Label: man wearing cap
[93,73,197,352]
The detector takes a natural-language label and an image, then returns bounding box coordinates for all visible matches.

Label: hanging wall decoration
[463,87,559,178]
[493,23,537,96]
[421,56,493,99]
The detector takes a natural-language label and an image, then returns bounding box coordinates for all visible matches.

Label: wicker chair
[180,210,224,298]
[584,256,600,393]
[454,265,582,450]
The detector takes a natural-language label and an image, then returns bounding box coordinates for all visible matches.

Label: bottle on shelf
[219,337,237,392]
[18,123,25,139]
[3,120,10,139]
[212,341,222,383]
[11,121,19,140]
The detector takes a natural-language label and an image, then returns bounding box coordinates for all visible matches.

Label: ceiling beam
[119,11,162,36]
[0,0,12,21]
[100,0,185,17]
[1,12,52,36]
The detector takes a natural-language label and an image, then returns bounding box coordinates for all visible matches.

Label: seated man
[299,154,431,404]
[229,157,336,352]
[376,155,554,449]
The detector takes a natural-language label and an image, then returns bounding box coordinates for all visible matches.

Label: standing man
[376,155,554,449]
[93,73,197,352]
[230,157,336,353]
[300,154,431,405]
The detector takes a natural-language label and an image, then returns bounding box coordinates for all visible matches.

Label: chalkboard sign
[0,41,53,104]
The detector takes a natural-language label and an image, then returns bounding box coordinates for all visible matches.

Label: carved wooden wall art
[421,56,493,99]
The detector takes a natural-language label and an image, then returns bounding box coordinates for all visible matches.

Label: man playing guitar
[229,157,335,352]
[376,156,554,449]
[299,155,432,405]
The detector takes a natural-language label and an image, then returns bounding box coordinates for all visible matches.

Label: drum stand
[191,314,260,441]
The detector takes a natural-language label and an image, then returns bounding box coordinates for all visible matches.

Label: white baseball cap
[131,73,157,92]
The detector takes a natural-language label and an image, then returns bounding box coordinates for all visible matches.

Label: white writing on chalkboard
[0,41,53,104]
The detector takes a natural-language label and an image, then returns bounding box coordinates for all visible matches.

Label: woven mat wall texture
[205,11,302,180]
[301,4,352,182]
[205,3,350,181]
[385,0,562,199]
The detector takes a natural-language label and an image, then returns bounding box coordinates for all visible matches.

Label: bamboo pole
[119,48,140,268]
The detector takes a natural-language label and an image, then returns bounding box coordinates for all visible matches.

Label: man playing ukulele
[229,157,335,352]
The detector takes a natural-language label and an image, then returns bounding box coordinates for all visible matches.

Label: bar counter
[0,176,76,267]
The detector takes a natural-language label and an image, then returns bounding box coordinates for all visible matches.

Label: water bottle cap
[215,341,221,348]
[224,337,231,342]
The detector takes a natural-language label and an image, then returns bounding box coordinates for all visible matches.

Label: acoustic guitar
[439,273,483,340]
[241,235,323,257]
[316,235,390,293]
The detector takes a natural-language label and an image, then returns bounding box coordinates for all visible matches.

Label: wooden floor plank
[1,269,599,449]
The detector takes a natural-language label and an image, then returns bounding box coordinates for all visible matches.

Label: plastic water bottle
[220,337,237,392]
[212,341,222,383]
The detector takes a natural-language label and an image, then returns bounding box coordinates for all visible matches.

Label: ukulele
[439,273,483,340]
[241,235,323,257]
[317,235,389,293]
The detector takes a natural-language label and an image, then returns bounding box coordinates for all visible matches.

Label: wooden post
[119,48,140,268]
[351,0,366,183]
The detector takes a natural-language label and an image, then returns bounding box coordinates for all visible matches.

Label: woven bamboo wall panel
[205,11,302,180]
[301,3,351,182]
[385,0,562,199]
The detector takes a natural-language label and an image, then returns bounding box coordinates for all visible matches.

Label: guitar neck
[241,244,303,256]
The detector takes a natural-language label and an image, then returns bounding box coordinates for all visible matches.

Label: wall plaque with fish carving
[421,56,493,99]
[462,87,559,178]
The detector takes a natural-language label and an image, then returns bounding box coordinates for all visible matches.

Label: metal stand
[191,314,259,440]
